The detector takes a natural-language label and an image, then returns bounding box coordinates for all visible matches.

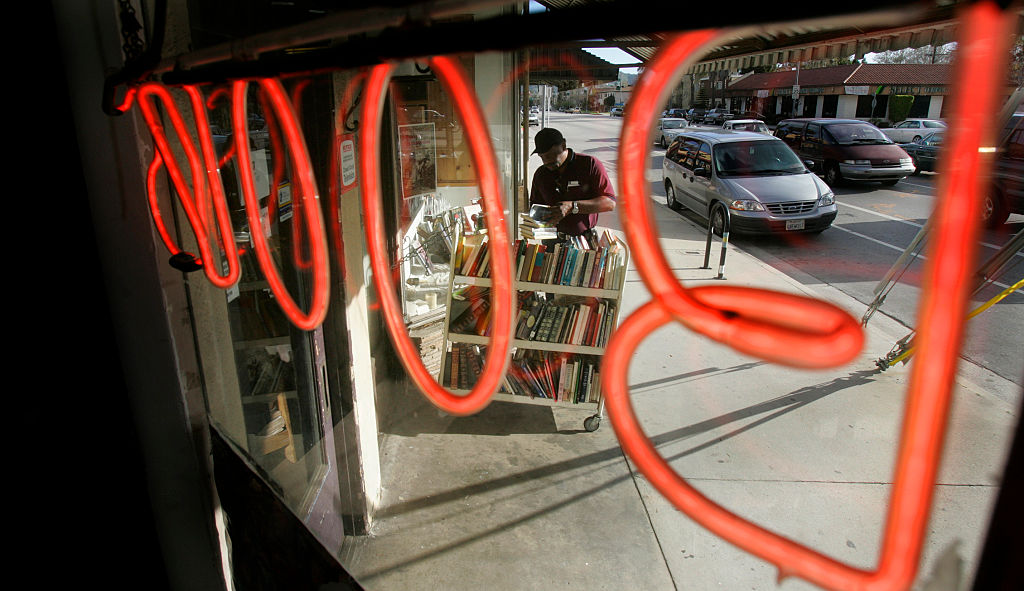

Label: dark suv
[986,112,1024,226]
[703,108,735,125]
[685,108,707,122]
[775,118,915,187]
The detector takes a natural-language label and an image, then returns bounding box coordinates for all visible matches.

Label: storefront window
[187,80,332,517]
[389,55,517,330]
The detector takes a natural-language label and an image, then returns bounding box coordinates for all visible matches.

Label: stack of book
[454,233,492,277]
[449,286,491,336]
[504,350,602,403]
[444,344,601,403]
[519,204,559,241]
[514,293,617,348]
[510,230,625,290]
[444,342,485,391]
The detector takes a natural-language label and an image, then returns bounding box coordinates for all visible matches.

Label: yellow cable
[886,277,1023,367]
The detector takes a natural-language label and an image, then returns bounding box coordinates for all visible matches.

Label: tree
[870,43,957,64]
[1010,36,1024,87]
[889,95,915,123]
[604,95,616,109]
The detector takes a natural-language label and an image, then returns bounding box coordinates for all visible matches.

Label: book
[572,305,591,345]
[516,297,544,339]
[559,359,574,401]
[528,302,549,340]
[522,243,538,281]
[458,344,471,389]
[459,235,484,275]
[450,344,461,389]
[523,204,560,226]
[444,345,454,388]
[450,290,491,335]
[470,241,490,277]
[530,246,546,282]
[573,250,590,286]
[579,362,593,404]
[560,248,577,285]
[544,243,561,284]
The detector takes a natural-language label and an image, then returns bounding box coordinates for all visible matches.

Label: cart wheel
[584,415,601,432]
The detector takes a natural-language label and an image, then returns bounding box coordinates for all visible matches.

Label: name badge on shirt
[567,180,581,187]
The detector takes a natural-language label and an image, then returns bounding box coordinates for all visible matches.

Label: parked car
[665,108,688,119]
[984,111,1024,226]
[661,129,837,235]
[899,130,944,174]
[685,107,707,122]
[882,118,946,143]
[703,108,735,125]
[569,107,581,114]
[723,119,771,135]
[774,118,915,187]
[610,107,624,117]
[656,117,688,148]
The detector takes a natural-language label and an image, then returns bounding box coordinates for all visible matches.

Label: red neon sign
[136,83,240,288]
[126,4,1013,586]
[603,3,1012,590]
[359,56,515,416]
[231,78,330,331]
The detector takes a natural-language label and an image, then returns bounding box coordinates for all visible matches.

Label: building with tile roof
[718,63,976,124]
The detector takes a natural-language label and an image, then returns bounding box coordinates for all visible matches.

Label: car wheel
[912,135,922,142]
[824,163,843,187]
[981,190,1009,228]
[710,203,727,236]
[665,182,681,210]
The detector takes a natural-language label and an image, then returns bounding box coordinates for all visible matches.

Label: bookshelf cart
[438,222,629,432]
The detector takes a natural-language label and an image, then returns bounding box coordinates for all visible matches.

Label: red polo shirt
[529,149,615,236]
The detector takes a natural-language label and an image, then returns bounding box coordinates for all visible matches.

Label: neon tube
[146,152,180,255]
[616,30,863,369]
[231,78,330,331]
[603,3,1011,589]
[359,58,514,416]
[136,83,239,288]
[184,85,240,285]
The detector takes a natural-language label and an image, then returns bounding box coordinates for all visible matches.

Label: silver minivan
[662,129,837,234]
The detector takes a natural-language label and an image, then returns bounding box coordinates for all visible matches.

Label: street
[529,111,1023,387]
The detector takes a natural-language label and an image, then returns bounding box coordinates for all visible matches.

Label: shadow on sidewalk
[362,368,880,579]
[377,369,880,518]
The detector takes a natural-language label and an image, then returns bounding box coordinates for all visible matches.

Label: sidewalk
[339,194,1021,590]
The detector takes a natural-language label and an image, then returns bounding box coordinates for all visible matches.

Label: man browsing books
[530,128,616,239]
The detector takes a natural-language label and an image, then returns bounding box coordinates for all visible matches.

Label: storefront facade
[56,1,532,587]
[51,1,1023,590]
[723,63,953,123]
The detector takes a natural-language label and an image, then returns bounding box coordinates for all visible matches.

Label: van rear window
[824,123,892,145]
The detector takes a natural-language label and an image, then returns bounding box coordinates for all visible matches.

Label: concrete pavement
[338,181,1021,590]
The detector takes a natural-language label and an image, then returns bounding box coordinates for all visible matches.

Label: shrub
[888,95,915,124]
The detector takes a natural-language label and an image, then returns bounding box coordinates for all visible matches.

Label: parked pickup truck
[703,108,735,125]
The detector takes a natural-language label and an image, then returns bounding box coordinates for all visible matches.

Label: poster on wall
[339,134,357,189]
[398,123,438,201]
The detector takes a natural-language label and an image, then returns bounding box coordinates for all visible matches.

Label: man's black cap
[532,128,565,155]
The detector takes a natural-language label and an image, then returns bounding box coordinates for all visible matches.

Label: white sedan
[723,119,771,135]
[883,118,946,143]
[655,118,689,148]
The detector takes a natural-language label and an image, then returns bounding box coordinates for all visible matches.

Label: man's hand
[555,200,574,222]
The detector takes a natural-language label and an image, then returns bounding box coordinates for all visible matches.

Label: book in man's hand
[521,204,560,226]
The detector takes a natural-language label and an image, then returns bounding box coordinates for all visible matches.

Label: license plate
[786,219,805,231]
